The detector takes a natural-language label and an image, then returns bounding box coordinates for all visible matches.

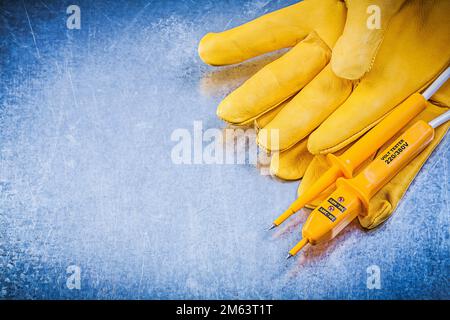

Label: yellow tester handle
[328,93,428,177]
[338,120,435,210]
[290,120,435,256]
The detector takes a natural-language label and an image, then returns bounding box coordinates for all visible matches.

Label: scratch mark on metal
[23,0,41,59]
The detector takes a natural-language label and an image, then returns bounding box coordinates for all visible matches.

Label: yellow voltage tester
[270,67,450,230]
[287,107,450,257]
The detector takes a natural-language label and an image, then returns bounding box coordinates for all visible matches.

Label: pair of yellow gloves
[198,0,450,229]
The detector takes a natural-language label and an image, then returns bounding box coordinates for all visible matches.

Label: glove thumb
[331,0,406,80]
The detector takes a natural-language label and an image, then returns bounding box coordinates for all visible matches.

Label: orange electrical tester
[288,119,437,257]
[272,65,450,229]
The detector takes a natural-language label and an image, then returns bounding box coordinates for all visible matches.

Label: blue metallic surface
[0,0,449,299]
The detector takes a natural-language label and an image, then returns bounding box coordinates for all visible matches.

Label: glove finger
[269,138,314,181]
[198,0,346,66]
[257,64,353,152]
[217,32,331,125]
[199,51,285,98]
[254,97,291,130]
[360,103,449,229]
[331,0,407,80]
[308,0,450,155]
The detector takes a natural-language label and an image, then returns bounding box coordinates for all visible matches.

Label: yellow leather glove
[199,0,412,179]
[265,0,449,180]
[199,0,449,179]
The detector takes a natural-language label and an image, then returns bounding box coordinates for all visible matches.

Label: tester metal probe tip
[286,254,293,260]
[268,224,276,231]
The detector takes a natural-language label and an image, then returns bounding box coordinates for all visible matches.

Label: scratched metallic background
[0,0,449,299]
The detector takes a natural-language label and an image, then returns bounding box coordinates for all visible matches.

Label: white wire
[429,109,450,128]
[422,67,450,100]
